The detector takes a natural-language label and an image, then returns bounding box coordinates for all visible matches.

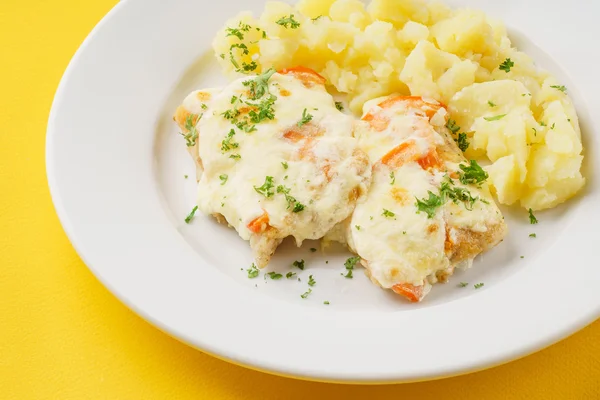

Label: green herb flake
[184,174,188,179]
[300,288,312,299]
[310,247,317,253]
[529,233,537,238]
[390,171,396,185]
[415,191,443,219]
[293,259,305,270]
[243,68,276,100]
[343,256,360,279]
[484,114,507,121]
[323,301,330,305]
[456,132,469,152]
[335,101,344,111]
[281,161,289,169]
[499,58,514,72]
[286,272,296,279]
[458,282,468,288]
[254,176,275,197]
[247,263,259,279]
[445,119,460,135]
[488,100,496,107]
[181,113,200,147]
[276,14,300,29]
[355,225,361,231]
[528,208,538,224]
[184,206,198,224]
[297,108,313,127]
[474,282,484,289]
[308,275,316,286]
[550,85,567,93]
[458,160,489,186]
[267,272,283,280]
[229,154,241,160]
[382,209,395,218]
[219,174,228,185]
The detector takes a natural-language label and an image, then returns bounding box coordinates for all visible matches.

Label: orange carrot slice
[278,66,326,87]
[362,96,445,131]
[391,282,424,302]
[247,212,270,234]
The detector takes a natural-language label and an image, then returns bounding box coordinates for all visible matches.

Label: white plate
[47,0,600,383]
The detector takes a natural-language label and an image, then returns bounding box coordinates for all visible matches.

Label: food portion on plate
[175,0,586,301]
[212,0,585,211]
[343,96,506,302]
[174,67,371,267]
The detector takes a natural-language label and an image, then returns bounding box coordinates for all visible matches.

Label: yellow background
[1,0,598,398]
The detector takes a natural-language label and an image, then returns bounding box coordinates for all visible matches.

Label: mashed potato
[212,0,585,210]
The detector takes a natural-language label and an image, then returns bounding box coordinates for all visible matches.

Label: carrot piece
[247,212,270,234]
[278,66,326,87]
[416,147,442,170]
[362,96,445,131]
[391,282,424,302]
[380,140,417,168]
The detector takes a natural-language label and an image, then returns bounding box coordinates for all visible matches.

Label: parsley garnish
[458,282,468,288]
[247,263,259,278]
[229,154,241,160]
[281,161,289,169]
[181,114,200,147]
[355,225,361,231]
[219,174,228,185]
[312,15,324,21]
[446,119,460,135]
[267,272,282,280]
[286,272,296,279]
[292,203,305,213]
[293,259,305,270]
[221,129,239,152]
[415,191,443,219]
[390,171,395,185]
[529,233,537,238]
[382,209,395,218]
[456,132,469,152]
[184,175,188,179]
[550,85,567,93]
[254,176,275,197]
[300,288,312,299]
[551,123,555,130]
[323,301,330,305]
[488,100,496,107]
[276,185,305,212]
[276,14,300,29]
[458,160,488,186]
[440,178,478,210]
[335,101,344,111]
[540,121,547,127]
[310,248,317,252]
[474,282,484,289]
[244,68,276,100]
[297,108,313,127]
[484,114,507,121]
[184,206,198,223]
[528,208,538,224]
[308,275,316,286]
[343,256,360,279]
[499,58,514,72]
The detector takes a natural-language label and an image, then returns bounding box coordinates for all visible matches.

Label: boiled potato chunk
[367,0,430,27]
[486,155,523,205]
[430,10,495,56]
[296,0,336,18]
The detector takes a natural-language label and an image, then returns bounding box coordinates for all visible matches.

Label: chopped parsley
[181,113,200,147]
[297,108,313,127]
[323,301,330,305]
[184,206,198,223]
[415,191,443,219]
[456,132,470,152]
[335,101,344,111]
[343,256,360,279]
[308,275,316,286]
[499,58,514,72]
[247,94,277,124]
[355,225,361,231]
[293,259,305,270]
[529,233,537,238]
[440,178,479,210]
[390,171,395,185]
[488,100,496,107]
[276,14,300,29]
[281,161,289,169]
[312,15,324,21]
[550,85,567,93]
[225,21,251,40]
[484,114,507,121]
[229,154,241,160]
[446,119,460,135]
[474,282,484,289]
[382,209,396,218]
[300,288,312,299]
[201,103,208,110]
[221,129,239,152]
[286,272,296,279]
[267,272,283,280]
[244,68,277,99]
[551,123,555,130]
[254,176,275,197]
[247,263,259,278]
[540,121,547,127]
[219,174,228,185]
[458,282,468,288]
[276,185,305,212]
[458,160,488,186]
[528,208,538,224]
[292,203,305,213]
[310,248,317,252]
[184,174,188,179]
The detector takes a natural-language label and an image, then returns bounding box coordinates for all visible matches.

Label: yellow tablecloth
[1,1,598,398]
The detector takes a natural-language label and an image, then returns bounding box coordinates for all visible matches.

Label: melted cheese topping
[181,72,370,249]
[349,97,506,290]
